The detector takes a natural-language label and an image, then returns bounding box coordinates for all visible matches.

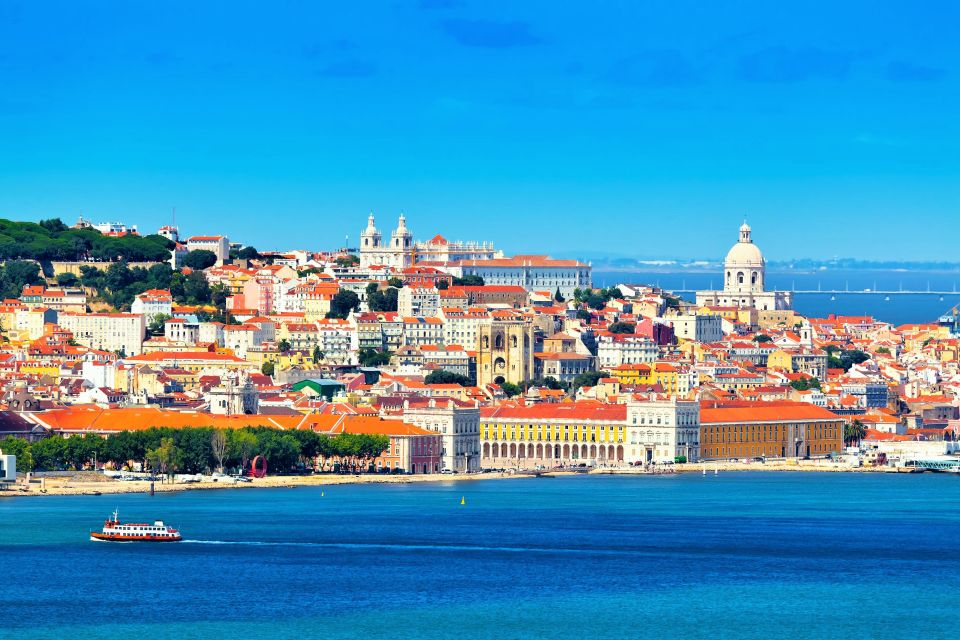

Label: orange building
[699,400,843,460]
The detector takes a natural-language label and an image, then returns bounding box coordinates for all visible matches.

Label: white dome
[725,241,764,266]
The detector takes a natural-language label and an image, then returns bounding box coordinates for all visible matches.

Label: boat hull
[90,532,182,542]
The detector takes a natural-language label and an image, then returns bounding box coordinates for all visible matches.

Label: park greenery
[0,218,173,262]
[451,275,484,286]
[572,286,624,310]
[326,290,361,319]
[824,346,871,371]
[1,427,390,475]
[366,282,399,312]
[424,370,473,386]
[607,321,636,334]
[789,376,822,391]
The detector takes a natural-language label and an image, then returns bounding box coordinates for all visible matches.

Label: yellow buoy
[460,496,465,505]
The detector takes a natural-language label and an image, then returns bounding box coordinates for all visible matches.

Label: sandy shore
[0,470,536,498]
[0,461,914,498]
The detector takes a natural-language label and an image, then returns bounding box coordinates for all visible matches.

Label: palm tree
[844,419,866,446]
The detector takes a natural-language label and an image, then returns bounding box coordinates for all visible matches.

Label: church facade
[696,222,792,311]
[359,213,415,269]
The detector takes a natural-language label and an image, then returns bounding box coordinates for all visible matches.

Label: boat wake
[180,540,639,556]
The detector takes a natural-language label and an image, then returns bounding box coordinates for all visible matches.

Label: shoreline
[0,461,917,498]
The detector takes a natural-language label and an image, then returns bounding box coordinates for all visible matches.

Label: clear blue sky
[0,1,957,260]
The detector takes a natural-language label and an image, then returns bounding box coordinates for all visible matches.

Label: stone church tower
[477,320,534,388]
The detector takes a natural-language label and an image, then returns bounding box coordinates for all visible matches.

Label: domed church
[695,222,792,311]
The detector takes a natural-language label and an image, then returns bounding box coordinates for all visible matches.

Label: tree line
[0,218,173,262]
[1,427,391,475]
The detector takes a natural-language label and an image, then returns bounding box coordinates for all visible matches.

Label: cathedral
[358,213,415,269]
[695,222,792,311]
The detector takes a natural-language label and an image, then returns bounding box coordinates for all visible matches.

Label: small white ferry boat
[90,510,182,542]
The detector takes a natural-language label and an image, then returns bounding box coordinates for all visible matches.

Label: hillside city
[1,213,957,480]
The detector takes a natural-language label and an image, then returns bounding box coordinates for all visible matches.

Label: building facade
[696,222,792,311]
[699,400,843,460]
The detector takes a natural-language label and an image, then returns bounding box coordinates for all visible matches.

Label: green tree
[387,277,404,288]
[358,348,391,367]
[277,338,291,353]
[575,309,592,321]
[554,287,565,302]
[424,370,473,386]
[146,437,184,479]
[572,370,607,390]
[183,271,211,303]
[228,430,258,472]
[452,275,484,286]
[261,361,275,376]
[147,313,173,336]
[754,334,773,343]
[312,345,323,363]
[56,272,80,287]
[436,280,449,290]
[0,436,33,472]
[181,249,218,270]
[607,321,635,334]
[500,381,522,397]
[326,290,360,319]
[844,419,867,446]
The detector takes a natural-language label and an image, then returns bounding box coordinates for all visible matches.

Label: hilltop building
[696,222,792,311]
[358,212,500,269]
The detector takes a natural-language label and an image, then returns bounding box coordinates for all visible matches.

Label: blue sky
[0,1,957,260]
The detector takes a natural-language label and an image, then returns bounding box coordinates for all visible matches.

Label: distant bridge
[670,289,960,296]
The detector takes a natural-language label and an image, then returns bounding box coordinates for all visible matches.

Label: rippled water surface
[2,472,959,640]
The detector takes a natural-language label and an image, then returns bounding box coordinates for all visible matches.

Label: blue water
[3,473,960,639]
[594,269,960,325]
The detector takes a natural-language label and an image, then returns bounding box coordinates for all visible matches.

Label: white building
[596,333,658,367]
[359,213,414,269]
[57,312,146,356]
[389,398,481,473]
[626,396,700,463]
[164,318,200,344]
[186,235,230,265]
[397,285,440,318]
[670,314,724,343]
[696,222,792,311]
[449,255,591,299]
[131,289,173,325]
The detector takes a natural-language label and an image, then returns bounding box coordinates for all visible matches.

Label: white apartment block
[450,255,592,299]
[164,318,200,344]
[397,285,440,318]
[439,307,490,350]
[58,313,146,356]
[131,289,173,324]
[669,314,723,344]
[186,235,230,264]
[626,396,700,463]
[596,334,658,368]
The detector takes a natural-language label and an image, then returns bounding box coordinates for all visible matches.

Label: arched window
[726,271,731,285]
[511,335,518,348]
[737,272,744,284]
[751,272,758,285]
[495,334,504,349]
[481,336,489,349]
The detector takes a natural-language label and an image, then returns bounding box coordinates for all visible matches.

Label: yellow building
[766,349,793,371]
[480,402,628,466]
[609,363,652,385]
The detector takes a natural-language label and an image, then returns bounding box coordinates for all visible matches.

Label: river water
[2,473,959,639]
[593,269,960,325]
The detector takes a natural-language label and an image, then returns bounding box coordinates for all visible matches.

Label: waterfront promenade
[1,458,920,498]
